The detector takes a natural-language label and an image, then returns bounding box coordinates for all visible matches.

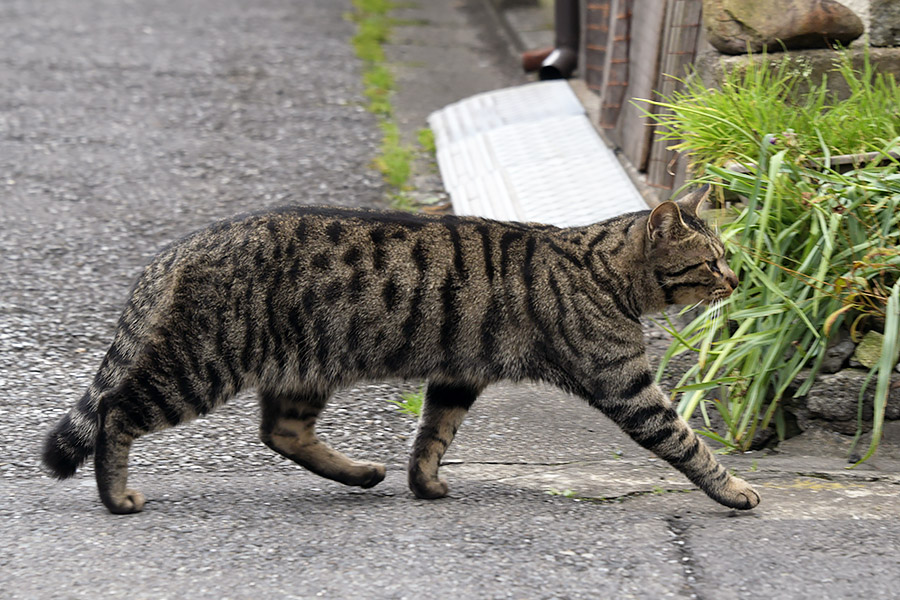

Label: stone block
[869,0,900,46]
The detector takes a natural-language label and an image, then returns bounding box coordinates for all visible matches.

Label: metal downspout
[539,0,579,80]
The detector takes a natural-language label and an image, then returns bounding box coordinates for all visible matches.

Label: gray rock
[792,369,900,434]
[869,0,900,47]
[820,334,856,374]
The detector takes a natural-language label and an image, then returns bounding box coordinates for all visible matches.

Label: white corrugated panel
[428,80,646,227]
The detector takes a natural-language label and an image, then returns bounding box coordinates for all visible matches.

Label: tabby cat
[43,185,760,514]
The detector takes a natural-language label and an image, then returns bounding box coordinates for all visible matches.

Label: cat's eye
[707,260,721,274]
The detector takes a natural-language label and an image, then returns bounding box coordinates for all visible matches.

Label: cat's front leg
[408,381,481,499]
[592,377,760,510]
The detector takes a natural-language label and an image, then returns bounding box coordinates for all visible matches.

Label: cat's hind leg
[92,329,247,514]
[258,389,386,488]
[408,381,481,499]
[95,400,146,514]
[95,371,207,514]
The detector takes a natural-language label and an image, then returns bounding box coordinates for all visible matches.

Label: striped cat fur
[43,185,760,513]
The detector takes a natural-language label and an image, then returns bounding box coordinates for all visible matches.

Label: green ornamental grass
[639,50,900,461]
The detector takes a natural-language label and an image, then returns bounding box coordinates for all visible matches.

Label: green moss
[417,127,436,155]
[349,0,424,211]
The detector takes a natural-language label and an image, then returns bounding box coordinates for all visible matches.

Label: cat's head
[646,185,739,306]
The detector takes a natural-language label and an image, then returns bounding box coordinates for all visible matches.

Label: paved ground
[2,0,899,599]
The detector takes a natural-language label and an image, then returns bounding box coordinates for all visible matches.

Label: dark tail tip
[42,416,91,479]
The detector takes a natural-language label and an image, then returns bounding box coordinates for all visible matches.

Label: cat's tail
[42,384,105,479]
[42,341,132,479]
[43,255,170,479]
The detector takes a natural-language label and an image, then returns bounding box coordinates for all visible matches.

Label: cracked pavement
[2,0,900,598]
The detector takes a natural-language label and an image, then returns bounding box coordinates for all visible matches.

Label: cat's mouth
[708,285,735,303]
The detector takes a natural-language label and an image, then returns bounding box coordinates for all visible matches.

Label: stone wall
[847,0,900,46]
[787,370,900,436]
[694,45,900,100]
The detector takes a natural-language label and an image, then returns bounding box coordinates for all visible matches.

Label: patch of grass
[362,64,395,116]
[348,0,392,62]
[375,121,413,188]
[639,49,900,169]
[642,50,900,461]
[389,387,424,417]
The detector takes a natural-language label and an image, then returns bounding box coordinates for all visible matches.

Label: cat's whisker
[701,299,726,350]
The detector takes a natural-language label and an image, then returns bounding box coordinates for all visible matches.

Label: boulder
[821,331,856,374]
[703,0,865,54]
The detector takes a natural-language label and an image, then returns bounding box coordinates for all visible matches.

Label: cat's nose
[726,271,739,290]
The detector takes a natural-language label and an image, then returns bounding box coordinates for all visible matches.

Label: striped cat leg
[259,389,386,489]
[93,342,240,513]
[95,400,146,514]
[94,371,192,515]
[597,380,760,510]
[408,381,481,499]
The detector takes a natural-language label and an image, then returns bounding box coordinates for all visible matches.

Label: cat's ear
[675,184,711,217]
[647,201,686,242]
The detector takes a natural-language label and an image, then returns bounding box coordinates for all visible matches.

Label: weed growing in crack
[348,0,437,212]
[417,127,436,155]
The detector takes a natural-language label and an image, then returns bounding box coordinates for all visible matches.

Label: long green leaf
[852,282,900,465]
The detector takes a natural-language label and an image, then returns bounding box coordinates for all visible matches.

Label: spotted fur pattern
[43,186,760,513]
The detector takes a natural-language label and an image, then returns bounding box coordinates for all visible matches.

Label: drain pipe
[539,0,579,80]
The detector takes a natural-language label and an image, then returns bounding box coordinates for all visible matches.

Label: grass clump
[352,9,389,62]
[375,121,413,188]
[389,387,424,417]
[363,64,395,117]
[643,50,900,168]
[640,50,900,461]
[417,127,436,154]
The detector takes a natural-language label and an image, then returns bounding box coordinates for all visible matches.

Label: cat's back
[153,206,562,286]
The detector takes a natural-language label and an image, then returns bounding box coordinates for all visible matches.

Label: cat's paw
[717,476,760,510]
[356,462,387,489]
[409,476,449,500]
[102,488,146,514]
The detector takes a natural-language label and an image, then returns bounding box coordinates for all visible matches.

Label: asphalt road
[2,1,900,599]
